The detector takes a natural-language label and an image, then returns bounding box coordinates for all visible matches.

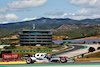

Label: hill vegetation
[0,17,100,39]
[54,26,100,39]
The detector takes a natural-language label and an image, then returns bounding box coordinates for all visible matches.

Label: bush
[93,41,96,44]
[9,43,16,49]
[98,42,100,44]
[88,47,95,52]
[81,54,84,58]
[97,47,100,50]
[3,43,16,49]
[60,43,63,45]
[4,46,9,49]
[37,48,41,50]
[63,38,67,40]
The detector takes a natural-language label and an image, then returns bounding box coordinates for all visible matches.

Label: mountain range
[0,17,100,38]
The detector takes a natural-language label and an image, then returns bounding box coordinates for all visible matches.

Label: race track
[52,45,84,56]
[1,45,99,67]
[1,62,100,66]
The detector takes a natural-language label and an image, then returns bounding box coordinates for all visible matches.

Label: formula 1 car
[25,53,75,64]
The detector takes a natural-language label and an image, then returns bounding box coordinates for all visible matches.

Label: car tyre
[60,57,66,63]
[26,58,32,64]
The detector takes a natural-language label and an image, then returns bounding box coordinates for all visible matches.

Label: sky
[0,0,100,24]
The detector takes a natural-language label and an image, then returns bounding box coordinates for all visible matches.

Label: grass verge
[76,58,100,61]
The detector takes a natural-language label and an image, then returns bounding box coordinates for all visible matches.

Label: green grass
[2,45,72,58]
[76,58,100,61]
[9,46,72,58]
[5,45,64,50]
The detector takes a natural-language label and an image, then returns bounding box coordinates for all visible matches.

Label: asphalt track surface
[0,45,88,66]
[1,62,100,66]
[51,45,85,56]
[0,45,100,66]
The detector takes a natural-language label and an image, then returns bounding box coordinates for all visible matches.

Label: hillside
[0,17,100,38]
[54,26,100,39]
[75,36,100,40]
[52,24,99,32]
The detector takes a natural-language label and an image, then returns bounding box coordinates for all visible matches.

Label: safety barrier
[70,46,100,59]
[3,50,52,53]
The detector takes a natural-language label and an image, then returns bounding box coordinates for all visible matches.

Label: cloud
[0,0,47,13]
[2,21,9,24]
[0,14,5,21]
[22,17,39,21]
[74,8,100,20]
[0,14,18,24]
[49,0,100,20]
[0,7,8,13]
[5,14,18,21]
[69,0,100,20]
[75,8,100,16]
[70,0,100,8]
[75,9,91,16]
[48,9,100,20]
[45,11,64,16]
[48,12,75,19]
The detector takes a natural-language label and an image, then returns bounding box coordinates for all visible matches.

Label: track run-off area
[1,62,100,67]
[1,44,100,67]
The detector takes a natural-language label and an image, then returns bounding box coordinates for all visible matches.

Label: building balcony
[19,42,52,44]
[20,39,52,41]
[19,33,52,35]
[19,36,52,38]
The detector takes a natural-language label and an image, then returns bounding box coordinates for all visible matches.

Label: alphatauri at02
[25,53,75,64]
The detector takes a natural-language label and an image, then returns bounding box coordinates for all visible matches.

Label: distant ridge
[0,17,100,37]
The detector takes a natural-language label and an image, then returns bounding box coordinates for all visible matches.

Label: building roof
[22,29,52,32]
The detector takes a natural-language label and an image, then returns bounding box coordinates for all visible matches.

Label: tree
[97,47,100,50]
[81,54,84,58]
[88,47,95,52]
[60,43,63,45]
[63,38,67,40]
[4,43,16,49]
[37,48,41,50]
[83,41,86,44]
[93,41,96,44]
[98,42,100,44]
[9,43,16,49]
[4,46,9,49]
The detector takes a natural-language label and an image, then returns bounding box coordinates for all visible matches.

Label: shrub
[93,41,96,44]
[4,46,9,49]
[37,48,41,50]
[81,54,84,58]
[9,44,16,49]
[3,43,16,49]
[63,38,67,40]
[97,47,100,50]
[88,47,95,52]
[60,43,63,45]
